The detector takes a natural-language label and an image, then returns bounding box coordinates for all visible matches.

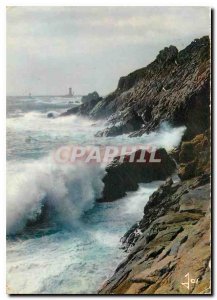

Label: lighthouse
[62,87,74,98]
[69,87,72,96]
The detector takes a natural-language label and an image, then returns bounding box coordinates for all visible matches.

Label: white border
[0,1,215,299]
[1,0,216,6]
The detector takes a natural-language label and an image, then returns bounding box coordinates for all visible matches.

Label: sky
[7,6,211,96]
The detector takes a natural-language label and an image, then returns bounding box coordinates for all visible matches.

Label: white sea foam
[7,98,186,293]
[109,122,186,151]
[7,157,105,234]
[7,113,185,235]
[6,182,159,294]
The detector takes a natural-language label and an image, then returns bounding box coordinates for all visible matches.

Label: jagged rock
[98,127,211,294]
[178,131,210,180]
[98,148,176,202]
[60,105,80,116]
[156,45,178,65]
[66,36,210,139]
[60,95,102,117]
[98,178,211,295]
[47,112,55,118]
[95,110,144,137]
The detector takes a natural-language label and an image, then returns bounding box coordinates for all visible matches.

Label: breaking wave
[7,157,105,235]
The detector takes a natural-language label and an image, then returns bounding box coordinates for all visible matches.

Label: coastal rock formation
[47,112,55,118]
[99,148,176,202]
[98,113,211,294]
[81,91,100,103]
[60,92,102,117]
[61,36,210,140]
[59,36,211,294]
[99,174,211,294]
[178,131,210,180]
[97,35,211,292]
[93,36,210,138]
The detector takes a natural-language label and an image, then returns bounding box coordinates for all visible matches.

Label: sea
[6,95,185,294]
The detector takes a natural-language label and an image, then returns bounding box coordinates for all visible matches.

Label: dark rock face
[98,149,176,202]
[62,36,210,139]
[98,174,211,294]
[95,110,144,137]
[178,131,210,180]
[81,91,100,103]
[58,36,211,294]
[60,105,80,116]
[60,94,102,117]
[98,126,211,295]
[156,45,179,65]
[96,36,211,291]
[47,112,55,118]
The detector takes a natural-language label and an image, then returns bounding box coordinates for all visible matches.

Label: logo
[53,144,162,164]
[181,273,199,290]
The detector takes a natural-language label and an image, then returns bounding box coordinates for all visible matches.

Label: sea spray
[7,156,105,234]
[7,99,187,293]
[7,117,185,235]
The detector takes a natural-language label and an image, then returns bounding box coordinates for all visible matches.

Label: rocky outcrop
[47,112,55,118]
[178,131,210,180]
[98,149,176,202]
[98,112,211,294]
[95,109,144,137]
[99,174,211,294]
[98,124,211,294]
[96,36,210,138]
[81,91,100,103]
[60,93,102,117]
[59,36,211,294]
[61,36,210,140]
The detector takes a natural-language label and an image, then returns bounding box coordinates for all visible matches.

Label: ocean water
[6,96,185,294]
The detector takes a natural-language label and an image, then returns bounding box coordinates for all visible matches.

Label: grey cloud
[7,6,210,95]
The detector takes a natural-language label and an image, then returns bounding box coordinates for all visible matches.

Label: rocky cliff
[61,36,211,294]
[94,36,210,140]
[98,148,176,202]
[81,91,100,103]
[60,92,102,117]
[62,36,210,142]
[96,36,211,295]
[99,175,211,294]
[98,132,211,294]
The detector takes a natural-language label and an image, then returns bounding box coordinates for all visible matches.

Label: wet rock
[98,178,211,295]
[156,45,178,65]
[60,105,80,116]
[81,91,100,103]
[60,37,210,141]
[96,110,144,137]
[98,148,176,202]
[60,94,102,117]
[92,36,210,138]
[47,112,55,118]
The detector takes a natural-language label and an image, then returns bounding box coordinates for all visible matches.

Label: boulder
[47,111,58,118]
[156,45,178,65]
